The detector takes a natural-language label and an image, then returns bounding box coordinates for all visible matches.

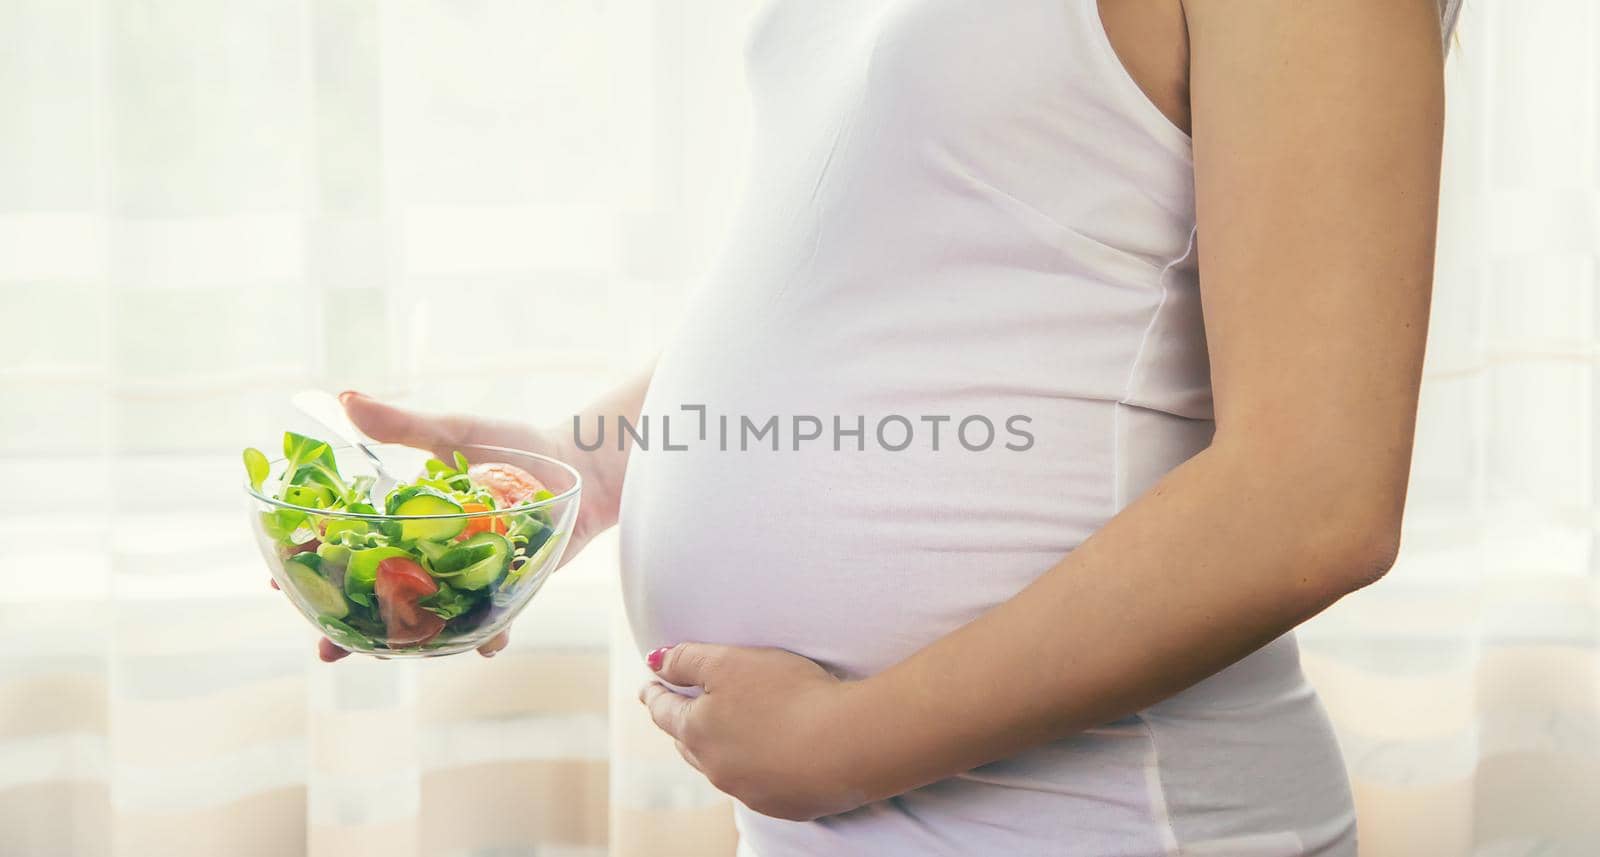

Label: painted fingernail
[647,647,671,671]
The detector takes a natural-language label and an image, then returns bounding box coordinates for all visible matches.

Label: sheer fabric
[1,2,1593,855]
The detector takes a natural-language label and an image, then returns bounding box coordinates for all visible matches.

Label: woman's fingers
[311,630,507,661]
[340,391,546,459]
[340,392,466,454]
[640,682,693,741]
[318,638,352,663]
[652,643,731,690]
[674,740,707,774]
[477,631,510,658]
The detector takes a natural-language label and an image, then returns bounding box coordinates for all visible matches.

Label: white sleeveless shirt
[619,2,1461,854]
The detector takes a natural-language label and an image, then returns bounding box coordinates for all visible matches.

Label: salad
[244,432,567,653]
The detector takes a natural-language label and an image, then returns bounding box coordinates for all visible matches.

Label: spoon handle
[291,389,397,484]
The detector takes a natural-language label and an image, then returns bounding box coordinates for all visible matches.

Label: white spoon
[292,389,401,496]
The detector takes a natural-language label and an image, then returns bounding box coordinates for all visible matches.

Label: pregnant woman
[326,1,1458,853]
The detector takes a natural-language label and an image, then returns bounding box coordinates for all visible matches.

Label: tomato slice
[468,462,547,509]
[375,557,445,646]
[376,557,436,599]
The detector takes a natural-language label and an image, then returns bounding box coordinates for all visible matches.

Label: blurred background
[1,1,1596,855]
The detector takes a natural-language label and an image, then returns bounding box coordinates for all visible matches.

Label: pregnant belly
[616,373,1120,679]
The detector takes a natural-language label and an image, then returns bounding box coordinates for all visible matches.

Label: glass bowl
[246,443,581,657]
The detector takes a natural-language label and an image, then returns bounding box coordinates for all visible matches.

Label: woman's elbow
[1336,521,1402,592]
[1227,447,1408,595]
[1214,427,1412,596]
[1310,495,1405,595]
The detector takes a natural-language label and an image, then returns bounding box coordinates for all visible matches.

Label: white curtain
[1,1,1594,856]
[3,1,759,854]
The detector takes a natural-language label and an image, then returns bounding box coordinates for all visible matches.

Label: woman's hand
[293,390,625,662]
[339,391,619,555]
[639,643,869,822]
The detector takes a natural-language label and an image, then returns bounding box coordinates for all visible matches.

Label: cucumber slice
[430,538,498,573]
[345,545,411,596]
[526,530,565,568]
[503,530,565,590]
[494,531,565,608]
[287,557,349,619]
[391,489,466,542]
[431,532,511,591]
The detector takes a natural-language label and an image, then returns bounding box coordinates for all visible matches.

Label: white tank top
[620,2,1461,854]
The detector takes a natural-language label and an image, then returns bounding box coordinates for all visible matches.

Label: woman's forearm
[835,436,1402,803]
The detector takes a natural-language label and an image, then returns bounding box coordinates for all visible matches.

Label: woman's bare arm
[836,0,1445,802]
[641,0,1445,819]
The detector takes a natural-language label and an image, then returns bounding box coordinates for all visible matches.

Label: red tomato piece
[375,557,444,646]
[375,557,436,599]
[468,462,547,509]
